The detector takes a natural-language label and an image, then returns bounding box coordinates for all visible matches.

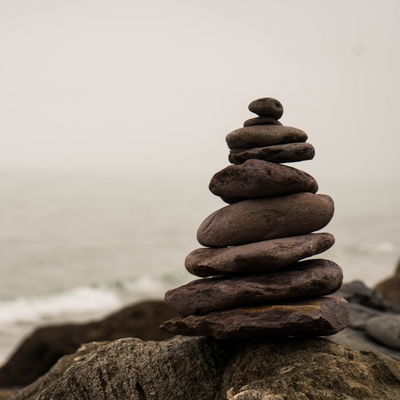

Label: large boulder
[375,257,400,305]
[9,335,400,400]
[0,300,177,388]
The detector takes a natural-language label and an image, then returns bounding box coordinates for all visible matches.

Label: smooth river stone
[197,193,334,247]
[185,233,334,277]
[160,295,350,339]
[229,143,315,164]
[166,259,343,316]
[243,116,282,127]
[248,97,284,119]
[226,125,307,149]
[366,315,400,350]
[209,159,318,204]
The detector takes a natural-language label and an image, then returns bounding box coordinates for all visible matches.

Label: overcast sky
[1,0,399,183]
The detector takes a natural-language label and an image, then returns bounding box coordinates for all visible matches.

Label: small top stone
[248,97,283,119]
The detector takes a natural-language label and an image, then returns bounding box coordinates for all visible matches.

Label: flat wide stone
[166,259,343,316]
[160,295,350,339]
[197,193,334,247]
[226,125,307,149]
[209,159,318,203]
[229,142,315,164]
[185,233,335,277]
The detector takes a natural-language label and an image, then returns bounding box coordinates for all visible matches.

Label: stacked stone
[161,98,350,339]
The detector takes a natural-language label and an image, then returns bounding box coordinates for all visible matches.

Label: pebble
[185,233,335,277]
[165,259,343,316]
[243,116,282,127]
[248,97,284,119]
[366,315,400,350]
[209,159,318,203]
[197,193,334,247]
[229,143,315,164]
[226,125,307,149]
[160,296,350,339]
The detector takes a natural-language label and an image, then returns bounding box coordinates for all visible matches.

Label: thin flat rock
[160,295,350,339]
[243,116,282,127]
[185,233,334,277]
[166,259,343,316]
[226,125,307,149]
[209,159,318,203]
[248,97,284,119]
[229,142,315,164]
[197,192,334,247]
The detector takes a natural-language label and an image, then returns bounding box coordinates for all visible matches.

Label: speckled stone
[243,116,282,127]
[185,233,334,277]
[166,259,343,316]
[248,97,284,119]
[229,142,315,164]
[366,315,400,350]
[209,159,318,204]
[160,295,350,339]
[197,193,334,247]
[226,125,307,149]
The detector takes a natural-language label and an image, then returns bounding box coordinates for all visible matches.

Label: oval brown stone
[167,259,343,316]
[185,233,334,277]
[229,142,315,164]
[248,97,284,119]
[160,295,350,339]
[226,125,307,149]
[209,159,318,203]
[197,193,334,247]
[243,116,282,127]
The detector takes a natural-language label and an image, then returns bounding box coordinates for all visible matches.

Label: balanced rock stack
[161,98,350,339]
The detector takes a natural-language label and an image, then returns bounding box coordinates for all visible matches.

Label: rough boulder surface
[10,335,400,400]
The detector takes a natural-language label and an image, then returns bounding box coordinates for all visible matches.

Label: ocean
[0,169,399,363]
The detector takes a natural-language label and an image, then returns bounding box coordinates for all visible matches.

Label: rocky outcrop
[375,257,400,305]
[9,335,400,400]
[0,300,177,387]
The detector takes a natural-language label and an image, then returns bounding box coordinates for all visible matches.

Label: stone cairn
[161,97,350,339]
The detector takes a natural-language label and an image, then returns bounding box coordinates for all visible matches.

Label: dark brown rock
[10,335,400,400]
[375,276,400,305]
[166,259,343,316]
[161,295,350,339]
[243,116,282,127]
[248,97,283,119]
[209,159,318,203]
[0,300,177,388]
[197,193,334,247]
[229,142,315,164]
[186,233,334,277]
[226,125,307,149]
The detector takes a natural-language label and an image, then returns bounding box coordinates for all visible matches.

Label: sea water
[0,169,399,362]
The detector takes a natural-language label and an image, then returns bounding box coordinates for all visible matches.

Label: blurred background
[0,0,399,362]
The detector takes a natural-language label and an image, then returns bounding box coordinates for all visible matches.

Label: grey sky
[1,0,399,183]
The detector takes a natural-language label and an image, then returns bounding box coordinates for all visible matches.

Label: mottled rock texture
[209,159,318,203]
[161,296,349,339]
[186,233,335,277]
[229,142,315,164]
[166,259,343,316]
[197,193,334,247]
[10,335,400,400]
[248,97,284,119]
[226,125,307,149]
[243,116,282,127]
[0,300,177,388]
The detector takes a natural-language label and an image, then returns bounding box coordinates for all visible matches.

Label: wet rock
[197,193,334,247]
[0,300,177,388]
[248,97,284,119]
[229,142,315,164]
[10,335,400,400]
[185,233,334,277]
[366,315,400,350]
[243,116,282,127]
[226,125,307,149]
[166,259,343,316]
[209,159,318,203]
[161,295,349,339]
